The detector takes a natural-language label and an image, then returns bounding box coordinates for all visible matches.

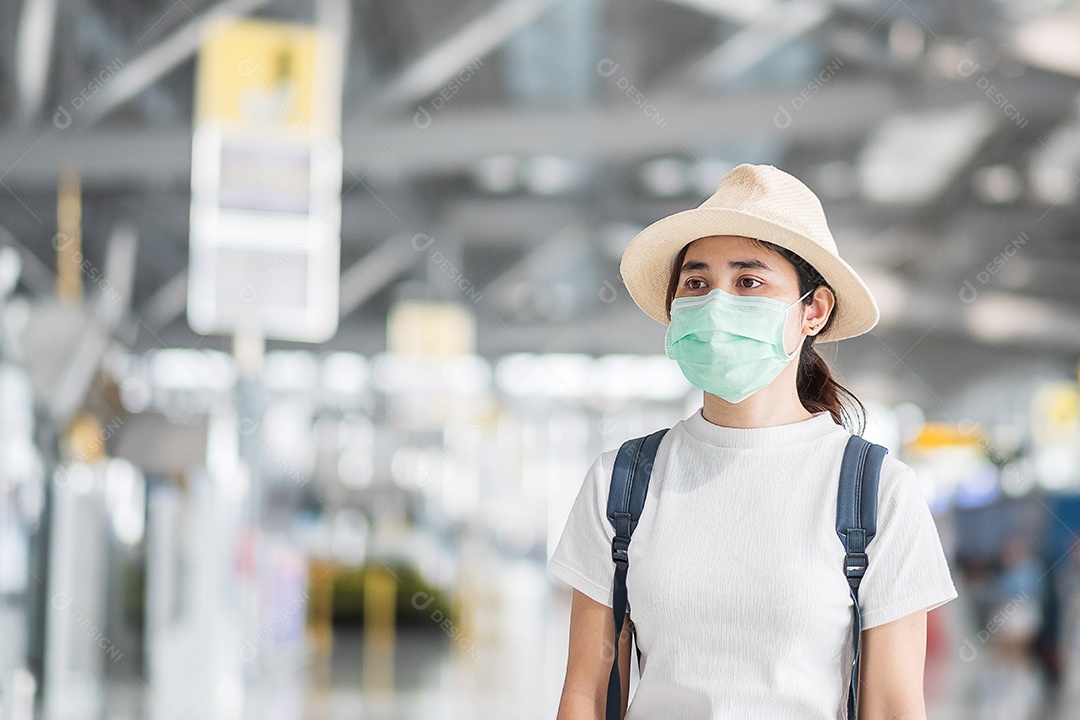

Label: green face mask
[665,287,812,403]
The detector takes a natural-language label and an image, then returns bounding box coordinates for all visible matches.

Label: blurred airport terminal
[2,0,1080,718]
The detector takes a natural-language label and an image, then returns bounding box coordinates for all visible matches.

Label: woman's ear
[803,286,835,336]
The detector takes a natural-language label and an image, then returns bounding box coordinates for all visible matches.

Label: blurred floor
[94,553,1080,720]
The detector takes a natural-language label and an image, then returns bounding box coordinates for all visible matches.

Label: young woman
[548,164,958,719]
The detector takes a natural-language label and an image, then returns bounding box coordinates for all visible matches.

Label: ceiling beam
[657,0,777,24]
[0,79,900,186]
[137,269,188,334]
[79,0,275,127]
[14,0,59,125]
[672,0,831,90]
[48,223,137,425]
[367,0,550,115]
[337,234,419,319]
[0,224,55,297]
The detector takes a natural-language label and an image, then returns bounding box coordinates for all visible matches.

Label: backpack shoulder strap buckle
[611,535,630,571]
[844,551,869,586]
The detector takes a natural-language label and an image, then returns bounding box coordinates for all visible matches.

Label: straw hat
[619,163,878,343]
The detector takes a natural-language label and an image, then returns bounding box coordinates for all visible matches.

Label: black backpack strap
[835,434,888,719]
[605,428,668,720]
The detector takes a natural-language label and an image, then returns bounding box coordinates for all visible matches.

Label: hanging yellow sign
[909,422,982,451]
[1031,381,1080,446]
[188,15,342,343]
[387,301,477,357]
[195,17,324,133]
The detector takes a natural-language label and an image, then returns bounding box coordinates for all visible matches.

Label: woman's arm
[856,608,929,720]
[556,588,634,720]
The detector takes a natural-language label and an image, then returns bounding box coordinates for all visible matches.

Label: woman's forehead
[684,235,775,262]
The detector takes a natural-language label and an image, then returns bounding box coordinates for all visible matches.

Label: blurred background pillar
[361,563,397,694]
[43,415,108,720]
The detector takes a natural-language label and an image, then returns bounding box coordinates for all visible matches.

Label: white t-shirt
[547,408,958,720]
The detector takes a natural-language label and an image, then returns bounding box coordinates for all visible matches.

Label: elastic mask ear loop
[781,288,814,360]
[787,288,813,310]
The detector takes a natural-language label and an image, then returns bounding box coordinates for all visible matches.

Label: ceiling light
[521,155,588,196]
[639,157,689,198]
[321,352,369,395]
[264,350,319,393]
[1028,121,1080,205]
[689,159,734,197]
[593,355,691,400]
[965,292,1053,344]
[495,353,593,397]
[972,164,1023,204]
[473,155,521,194]
[859,104,995,204]
[811,160,858,200]
[858,268,906,328]
[1013,8,1080,77]
[888,18,925,64]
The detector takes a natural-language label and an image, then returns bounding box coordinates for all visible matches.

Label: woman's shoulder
[832,429,917,486]
[586,425,678,481]
[871,450,938,523]
[828,432,925,507]
[877,450,917,489]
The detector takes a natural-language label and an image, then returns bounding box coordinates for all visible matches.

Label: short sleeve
[858,457,959,629]
[547,451,617,608]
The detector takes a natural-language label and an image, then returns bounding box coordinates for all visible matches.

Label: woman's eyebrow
[728,258,772,272]
[680,259,710,273]
[680,258,773,273]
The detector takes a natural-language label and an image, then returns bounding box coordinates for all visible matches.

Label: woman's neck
[699,362,814,429]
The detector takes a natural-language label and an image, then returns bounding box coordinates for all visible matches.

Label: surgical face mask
[665,287,813,403]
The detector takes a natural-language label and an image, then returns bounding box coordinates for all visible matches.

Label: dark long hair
[665,239,867,434]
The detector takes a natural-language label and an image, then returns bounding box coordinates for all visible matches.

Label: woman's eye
[737,277,762,289]
[686,278,707,290]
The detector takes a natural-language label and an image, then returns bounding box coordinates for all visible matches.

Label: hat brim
[619,208,880,343]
